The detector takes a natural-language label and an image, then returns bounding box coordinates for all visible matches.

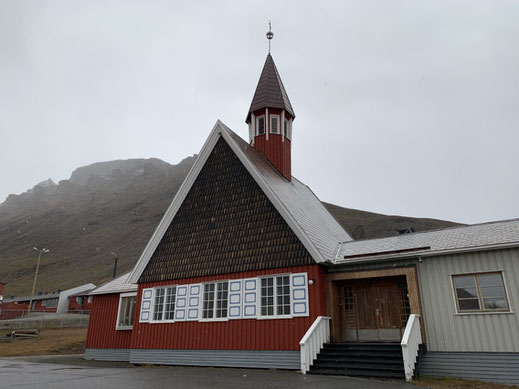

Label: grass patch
[0,328,86,357]
[414,376,518,389]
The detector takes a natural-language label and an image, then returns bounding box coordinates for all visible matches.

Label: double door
[340,277,407,342]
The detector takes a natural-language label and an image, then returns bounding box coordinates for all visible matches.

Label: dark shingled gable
[139,137,314,283]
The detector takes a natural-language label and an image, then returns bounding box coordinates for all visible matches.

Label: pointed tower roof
[246,54,295,122]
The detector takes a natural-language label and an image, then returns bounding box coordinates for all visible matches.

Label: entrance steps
[308,342,405,380]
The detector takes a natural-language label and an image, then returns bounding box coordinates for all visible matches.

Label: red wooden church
[85,32,519,384]
[86,49,350,368]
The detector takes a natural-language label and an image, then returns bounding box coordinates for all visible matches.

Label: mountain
[0,158,462,297]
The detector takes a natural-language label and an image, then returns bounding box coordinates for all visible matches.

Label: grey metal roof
[246,54,295,122]
[4,292,60,303]
[225,125,352,261]
[89,272,137,295]
[337,218,519,262]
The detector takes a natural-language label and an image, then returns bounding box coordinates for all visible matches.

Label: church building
[86,31,519,385]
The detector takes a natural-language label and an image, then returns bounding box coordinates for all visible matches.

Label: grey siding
[130,349,300,370]
[419,352,519,385]
[84,348,131,362]
[417,247,519,352]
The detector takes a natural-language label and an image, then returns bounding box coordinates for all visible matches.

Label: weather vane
[266,20,274,54]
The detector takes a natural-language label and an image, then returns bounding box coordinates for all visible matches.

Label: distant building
[0,283,96,320]
[84,37,519,385]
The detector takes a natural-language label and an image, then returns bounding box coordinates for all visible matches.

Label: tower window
[283,119,291,139]
[257,116,265,135]
[270,115,280,134]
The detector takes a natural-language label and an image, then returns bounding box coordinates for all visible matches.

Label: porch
[326,266,424,344]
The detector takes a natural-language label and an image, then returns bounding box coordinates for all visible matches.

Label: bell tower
[245,24,295,181]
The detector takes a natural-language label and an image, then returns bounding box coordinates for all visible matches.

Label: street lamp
[27,247,50,315]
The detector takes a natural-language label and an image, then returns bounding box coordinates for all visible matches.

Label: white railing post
[401,314,422,382]
[299,316,331,374]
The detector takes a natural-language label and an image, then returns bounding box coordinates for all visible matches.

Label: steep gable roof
[246,54,295,122]
[129,121,351,283]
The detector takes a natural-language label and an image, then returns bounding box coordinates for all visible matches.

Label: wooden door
[341,277,405,342]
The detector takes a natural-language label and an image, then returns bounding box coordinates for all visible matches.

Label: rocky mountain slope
[0,158,461,297]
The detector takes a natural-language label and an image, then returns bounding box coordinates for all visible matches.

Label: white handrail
[401,314,422,382]
[299,316,330,374]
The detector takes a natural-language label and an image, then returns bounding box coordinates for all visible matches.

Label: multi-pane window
[261,277,274,316]
[276,275,290,315]
[271,116,279,134]
[153,288,165,321]
[164,287,177,320]
[453,272,509,313]
[257,116,265,135]
[153,286,177,321]
[117,294,136,329]
[203,281,228,319]
[261,275,291,317]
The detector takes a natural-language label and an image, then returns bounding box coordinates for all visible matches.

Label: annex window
[152,286,176,321]
[452,272,510,313]
[257,116,265,135]
[270,115,280,134]
[117,293,137,330]
[202,281,228,319]
[261,275,291,317]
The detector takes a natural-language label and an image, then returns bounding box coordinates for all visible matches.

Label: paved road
[0,358,416,389]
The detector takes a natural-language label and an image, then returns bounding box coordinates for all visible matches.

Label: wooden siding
[139,137,312,283]
[132,264,326,351]
[417,247,519,352]
[85,294,132,349]
[254,133,291,180]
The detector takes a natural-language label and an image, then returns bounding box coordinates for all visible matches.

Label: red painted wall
[86,294,132,349]
[68,296,93,313]
[252,108,292,181]
[131,264,326,351]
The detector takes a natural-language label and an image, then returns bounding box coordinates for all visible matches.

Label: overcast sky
[1,0,518,224]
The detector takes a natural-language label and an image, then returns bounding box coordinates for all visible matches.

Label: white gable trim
[129,120,324,284]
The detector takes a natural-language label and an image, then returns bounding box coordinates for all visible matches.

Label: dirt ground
[414,376,518,389]
[0,327,86,357]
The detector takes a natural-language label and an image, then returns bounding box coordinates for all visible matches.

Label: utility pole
[28,247,49,315]
[112,252,118,279]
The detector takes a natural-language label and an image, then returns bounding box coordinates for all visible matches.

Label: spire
[246,25,295,181]
[245,54,295,123]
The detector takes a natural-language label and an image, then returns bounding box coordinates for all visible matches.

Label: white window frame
[150,285,178,323]
[450,271,512,315]
[256,115,266,135]
[259,274,292,319]
[201,280,229,322]
[270,114,280,134]
[116,292,137,330]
